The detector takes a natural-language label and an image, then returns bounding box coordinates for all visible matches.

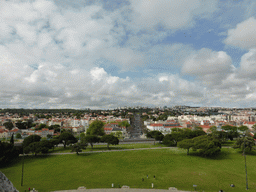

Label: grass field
[1,148,256,192]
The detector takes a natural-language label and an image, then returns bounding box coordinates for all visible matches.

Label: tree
[252,124,256,133]
[209,126,217,135]
[54,127,60,133]
[238,125,249,133]
[80,132,86,139]
[171,132,185,145]
[3,122,14,130]
[16,133,22,139]
[0,141,19,166]
[24,140,53,155]
[118,121,130,129]
[190,130,206,138]
[177,139,194,155]
[38,123,47,130]
[15,121,27,129]
[114,131,123,138]
[71,142,88,155]
[58,132,77,148]
[38,140,54,153]
[47,134,52,139]
[50,139,60,151]
[101,135,119,149]
[221,125,239,141]
[233,137,255,152]
[146,131,164,142]
[162,134,175,146]
[86,120,105,136]
[23,135,41,148]
[171,128,184,132]
[84,135,100,149]
[10,134,14,145]
[162,132,184,146]
[49,124,60,130]
[192,135,221,157]
[193,126,203,131]
[24,142,40,155]
[181,129,193,139]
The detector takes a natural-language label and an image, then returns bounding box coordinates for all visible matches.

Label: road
[129,113,143,138]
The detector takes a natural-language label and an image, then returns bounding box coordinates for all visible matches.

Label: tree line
[146,125,256,157]
[0,120,120,166]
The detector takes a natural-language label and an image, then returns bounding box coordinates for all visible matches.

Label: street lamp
[193,184,197,191]
[21,146,24,186]
[243,134,249,190]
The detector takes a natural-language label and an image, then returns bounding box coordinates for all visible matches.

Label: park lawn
[49,143,165,153]
[1,148,256,192]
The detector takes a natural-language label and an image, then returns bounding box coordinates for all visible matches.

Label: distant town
[0,106,256,140]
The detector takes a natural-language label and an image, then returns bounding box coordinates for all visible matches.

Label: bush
[16,133,22,139]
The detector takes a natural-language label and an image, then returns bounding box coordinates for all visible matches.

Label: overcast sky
[1,0,256,109]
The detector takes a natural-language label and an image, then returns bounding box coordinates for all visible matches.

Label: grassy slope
[1,148,256,192]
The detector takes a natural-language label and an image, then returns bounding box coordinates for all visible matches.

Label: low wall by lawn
[0,172,19,192]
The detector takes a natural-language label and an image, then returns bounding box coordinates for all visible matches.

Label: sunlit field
[1,148,256,192]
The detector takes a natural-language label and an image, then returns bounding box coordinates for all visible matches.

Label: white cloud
[224,17,256,49]
[90,67,108,81]
[33,0,58,17]
[0,0,256,108]
[102,47,145,69]
[238,49,256,79]
[129,0,218,31]
[182,48,234,86]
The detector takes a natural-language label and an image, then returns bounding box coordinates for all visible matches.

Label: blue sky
[0,0,256,109]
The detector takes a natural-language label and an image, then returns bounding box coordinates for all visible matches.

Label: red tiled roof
[10,129,19,132]
[244,121,256,125]
[150,124,163,126]
[165,126,183,128]
[198,125,211,129]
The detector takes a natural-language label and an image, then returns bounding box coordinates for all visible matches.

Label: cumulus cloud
[182,48,234,86]
[224,17,256,49]
[180,47,256,106]
[129,0,218,31]
[0,0,256,108]
[238,49,256,79]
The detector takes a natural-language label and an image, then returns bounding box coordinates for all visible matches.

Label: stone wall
[0,172,19,192]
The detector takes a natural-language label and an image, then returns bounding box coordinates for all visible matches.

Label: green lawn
[1,148,256,192]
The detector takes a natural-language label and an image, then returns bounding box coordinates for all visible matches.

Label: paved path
[46,147,174,155]
[20,146,231,156]
[51,187,193,192]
